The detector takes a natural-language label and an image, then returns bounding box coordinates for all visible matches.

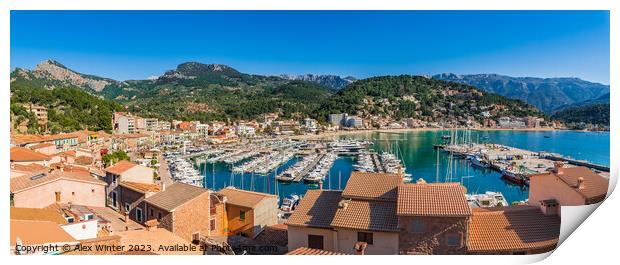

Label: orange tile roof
[11,163,49,173]
[10,170,106,193]
[397,183,471,217]
[104,160,138,175]
[254,224,288,247]
[10,220,78,246]
[10,147,51,162]
[30,142,55,149]
[218,187,277,208]
[10,207,68,225]
[467,206,560,253]
[330,199,399,232]
[12,133,79,145]
[120,181,162,193]
[287,247,348,255]
[532,167,609,201]
[144,183,208,211]
[286,190,342,228]
[342,172,402,201]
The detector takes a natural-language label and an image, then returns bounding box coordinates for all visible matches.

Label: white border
[1,1,617,265]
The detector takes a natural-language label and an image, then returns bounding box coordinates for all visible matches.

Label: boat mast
[435,148,440,183]
[212,162,215,190]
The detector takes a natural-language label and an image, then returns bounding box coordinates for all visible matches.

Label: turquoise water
[201,130,609,204]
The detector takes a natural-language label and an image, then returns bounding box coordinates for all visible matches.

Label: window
[307,235,324,250]
[239,210,246,221]
[357,232,374,245]
[72,192,75,196]
[210,219,216,231]
[91,189,95,193]
[446,233,461,247]
[150,209,154,217]
[136,208,143,223]
[111,191,118,208]
[158,213,162,220]
[112,175,117,184]
[125,203,131,213]
[410,219,425,233]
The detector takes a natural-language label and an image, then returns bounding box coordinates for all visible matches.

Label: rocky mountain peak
[28,59,117,92]
[279,74,357,90]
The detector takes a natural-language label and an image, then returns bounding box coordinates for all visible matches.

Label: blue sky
[11,11,610,84]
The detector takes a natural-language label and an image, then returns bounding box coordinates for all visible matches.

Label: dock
[293,154,325,182]
[542,154,609,172]
[435,143,609,186]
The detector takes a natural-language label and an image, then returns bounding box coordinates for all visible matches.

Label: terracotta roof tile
[397,183,471,217]
[144,183,208,211]
[286,190,342,228]
[10,207,68,225]
[218,187,277,208]
[467,206,560,253]
[330,199,399,232]
[11,163,49,173]
[254,224,288,246]
[105,160,138,175]
[30,142,55,149]
[10,170,106,193]
[342,172,402,201]
[556,167,608,200]
[10,220,77,246]
[287,247,348,255]
[120,181,162,193]
[10,147,51,162]
[12,133,78,146]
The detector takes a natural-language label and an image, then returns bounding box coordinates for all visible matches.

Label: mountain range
[11,60,547,133]
[432,73,610,113]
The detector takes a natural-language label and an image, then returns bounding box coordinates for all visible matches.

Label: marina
[180,130,610,204]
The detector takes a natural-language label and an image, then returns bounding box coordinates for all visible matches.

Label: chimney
[124,213,129,223]
[577,177,585,190]
[354,242,367,255]
[338,199,350,210]
[161,183,166,191]
[540,199,559,216]
[318,180,323,190]
[145,219,159,231]
[554,161,564,175]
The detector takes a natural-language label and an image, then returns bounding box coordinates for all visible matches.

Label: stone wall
[119,186,146,223]
[398,216,469,255]
[171,192,212,242]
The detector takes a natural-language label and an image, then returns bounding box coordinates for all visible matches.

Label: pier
[435,143,609,185]
[542,154,609,172]
[293,154,325,182]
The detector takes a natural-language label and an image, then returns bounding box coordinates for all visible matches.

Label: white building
[159,121,171,131]
[304,118,318,132]
[115,114,136,134]
[197,124,210,138]
[236,124,256,137]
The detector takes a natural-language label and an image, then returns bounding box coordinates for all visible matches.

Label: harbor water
[199,130,610,204]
